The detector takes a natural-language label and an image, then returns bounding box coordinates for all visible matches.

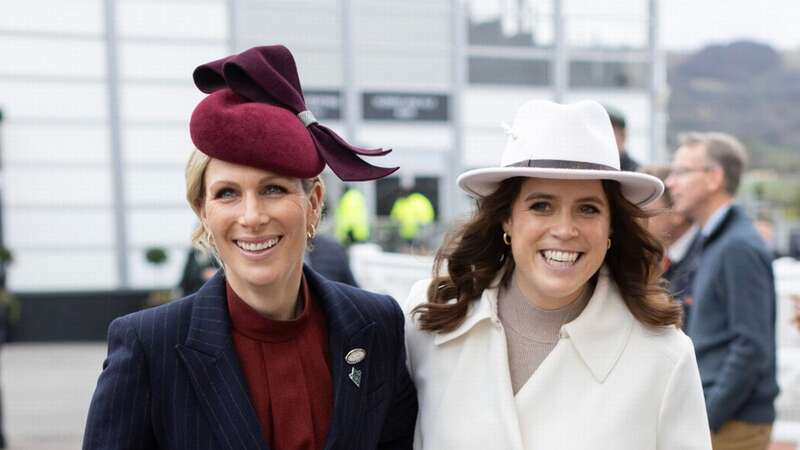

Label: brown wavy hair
[412,178,682,333]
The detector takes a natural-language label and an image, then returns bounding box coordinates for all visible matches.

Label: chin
[227,263,284,288]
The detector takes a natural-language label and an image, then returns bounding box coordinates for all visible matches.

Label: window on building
[569,60,648,88]
[469,57,551,85]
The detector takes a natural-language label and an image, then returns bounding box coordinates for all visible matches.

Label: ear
[706,166,725,192]
[502,216,512,234]
[307,180,324,224]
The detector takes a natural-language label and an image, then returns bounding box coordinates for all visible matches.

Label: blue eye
[262,184,288,195]
[213,188,237,199]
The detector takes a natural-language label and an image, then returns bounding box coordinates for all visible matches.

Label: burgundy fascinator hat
[190,45,397,181]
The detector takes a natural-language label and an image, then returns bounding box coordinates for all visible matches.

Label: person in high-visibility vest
[335,188,370,244]
[390,191,435,242]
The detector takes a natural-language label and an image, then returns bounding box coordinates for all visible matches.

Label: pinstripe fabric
[83,266,417,450]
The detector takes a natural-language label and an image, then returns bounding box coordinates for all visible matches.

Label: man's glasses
[669,166,714,177]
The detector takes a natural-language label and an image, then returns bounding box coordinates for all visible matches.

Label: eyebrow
[207,174,291,188]
[523,192,606,204]
[523,192,556,201]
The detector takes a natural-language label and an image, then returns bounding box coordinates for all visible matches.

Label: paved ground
[0,343,798,449]
[1,343,106,450]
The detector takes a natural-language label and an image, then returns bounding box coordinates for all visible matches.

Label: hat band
[507,159,618,171]
[297,110,318,127]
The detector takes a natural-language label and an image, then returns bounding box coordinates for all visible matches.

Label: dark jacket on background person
[686,205,779,432]
[178,247,219,296]
[308,234,359,287]
[83,266,417,450]
[664,231,703,329]
[619,151,640,172]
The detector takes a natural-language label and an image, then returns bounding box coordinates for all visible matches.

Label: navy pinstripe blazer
[83,266,417,450]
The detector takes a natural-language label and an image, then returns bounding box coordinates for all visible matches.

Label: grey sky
[661,0,800,51]
[468,0,800,51]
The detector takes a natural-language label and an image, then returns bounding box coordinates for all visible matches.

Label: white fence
[774,258,800,442]
[350,247,800,442]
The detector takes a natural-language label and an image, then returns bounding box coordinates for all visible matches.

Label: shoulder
[632,323,695,366]
[715,226,772,266]
[718,208,763,245]
[108,294,196,346]
[401,278,434,315]
[706,213,770,264]
[318,277,403,320]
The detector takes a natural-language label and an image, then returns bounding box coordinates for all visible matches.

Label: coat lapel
[561,267,633,383]
[305,267,376,450]
[175,272,269,450]
[702,204,736,248]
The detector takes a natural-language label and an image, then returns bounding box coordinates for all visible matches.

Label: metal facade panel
[8,250,117,290]
[0,0,103,34]
[3,124,110,164]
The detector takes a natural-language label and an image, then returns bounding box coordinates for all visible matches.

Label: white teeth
[236,238,279,252]
[542,250,579,263]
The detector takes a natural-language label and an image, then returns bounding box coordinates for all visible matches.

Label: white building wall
[0,0,227,290]
[1,0,113,290]
[0,0,662,291]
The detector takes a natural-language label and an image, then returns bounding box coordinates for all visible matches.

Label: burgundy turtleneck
[226,277,333,450]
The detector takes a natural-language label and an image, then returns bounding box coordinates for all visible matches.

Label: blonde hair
[185,149,214,253]
[184,148,325,255]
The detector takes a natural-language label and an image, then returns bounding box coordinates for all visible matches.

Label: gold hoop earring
[607,238,611,249]
[307,223,316,240]
[503,232,511,246]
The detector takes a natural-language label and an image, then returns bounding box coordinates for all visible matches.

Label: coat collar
[703,203,739,248]
[561,268,633,383]
[178,266,377,450]
[177,270,268,450]
[183,270,233,356]
[303,266,377,448]
[433,267,633,383]
[433,279,500,346]
[181,266,373,354]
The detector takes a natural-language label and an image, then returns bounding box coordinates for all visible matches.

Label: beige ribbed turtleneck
[498,274,590,394]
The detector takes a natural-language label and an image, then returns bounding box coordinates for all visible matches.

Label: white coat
[403,268,711,450]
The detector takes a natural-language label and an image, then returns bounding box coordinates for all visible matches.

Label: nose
[550,212,579,240]
[238,193,267,228]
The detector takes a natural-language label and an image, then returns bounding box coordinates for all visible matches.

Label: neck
[514,273,591,311]
[225,264,304,321]
[694,194,732,227]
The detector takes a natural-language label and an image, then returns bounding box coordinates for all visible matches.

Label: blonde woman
[84,45,416,450]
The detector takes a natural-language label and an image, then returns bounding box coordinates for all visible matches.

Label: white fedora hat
[457,100,663,206]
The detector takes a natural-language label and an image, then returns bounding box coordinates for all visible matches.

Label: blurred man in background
[666,132,779,450]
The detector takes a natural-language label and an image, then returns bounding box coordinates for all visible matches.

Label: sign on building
[305,90,342,120]
[362,92,449,122]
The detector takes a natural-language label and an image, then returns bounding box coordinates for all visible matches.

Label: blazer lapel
[175,272,269,450]
[305,267,376,450]
[702,205,736,248]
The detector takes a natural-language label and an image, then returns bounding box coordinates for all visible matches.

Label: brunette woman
[404,100,711,449]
